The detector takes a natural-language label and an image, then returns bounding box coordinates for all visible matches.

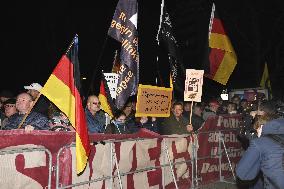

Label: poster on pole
[135,84,172,117]
[184,69,204,102]
[104,73,119,99]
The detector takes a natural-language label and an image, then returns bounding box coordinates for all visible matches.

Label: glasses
[4,104,15,108]
[92,102,101,105]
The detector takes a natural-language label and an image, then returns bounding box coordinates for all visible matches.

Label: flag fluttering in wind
[108,0,139,109]
[204,3,237,85]
[260,62,272,96]
[41,35,90,174]
[99,73,116,118]
[157,5,185,98]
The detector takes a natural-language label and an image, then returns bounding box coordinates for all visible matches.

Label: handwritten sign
[184,69,204,102]
[104,73,119,99]
[135,84,172,117]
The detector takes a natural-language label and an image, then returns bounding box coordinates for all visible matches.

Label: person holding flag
[40,35,90,174]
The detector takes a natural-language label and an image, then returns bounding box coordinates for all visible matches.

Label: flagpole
[156,0,165,45]
[65,34,78,55]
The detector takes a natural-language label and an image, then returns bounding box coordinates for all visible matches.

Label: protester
[1,98,17,129]
[227,102,237,114]
[160,101,193,135]
[105,110,130,134]
[191,103,204,131]
[136,116,158,133]
[236,100,284,189]
[24,82,50,116]
[122,100,137,132]
[85,95,105,133]
[203,99,220,121]
[0,90,14,122]
[182,101,192,119]
[48,102,74,132]
[4,92,49,131]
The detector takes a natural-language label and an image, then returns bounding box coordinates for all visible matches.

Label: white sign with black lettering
[184,69,204,102]
[104,73,119,99]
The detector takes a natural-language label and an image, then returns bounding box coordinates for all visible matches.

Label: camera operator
[236,100,284,189]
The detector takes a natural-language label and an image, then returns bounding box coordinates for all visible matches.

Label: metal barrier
[55,136,194,189]
[0,128,243,189]
[0,146,53,189]
[192,128,244,188]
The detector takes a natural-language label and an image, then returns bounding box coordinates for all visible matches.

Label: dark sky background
[1,0,284,101]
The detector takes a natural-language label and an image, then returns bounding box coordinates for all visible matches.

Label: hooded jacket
[236,118,284,189]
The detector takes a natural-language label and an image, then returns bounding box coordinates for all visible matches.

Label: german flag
[205,3,237,85]
[99,73,116,118]
[41,35,90,174]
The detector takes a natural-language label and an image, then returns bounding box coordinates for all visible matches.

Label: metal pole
[163,139,179,189]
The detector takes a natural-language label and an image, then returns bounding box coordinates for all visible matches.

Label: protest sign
[135,84,172,117]
[184,69,204,102]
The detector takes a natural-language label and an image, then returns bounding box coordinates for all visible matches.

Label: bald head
[86,95,101,115]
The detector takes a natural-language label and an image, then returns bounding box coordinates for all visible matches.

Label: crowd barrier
[0,114,243,189]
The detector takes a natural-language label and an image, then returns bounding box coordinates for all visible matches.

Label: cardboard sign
[104,73,119,99]
[135,84,172,117]
[184,69,204,102]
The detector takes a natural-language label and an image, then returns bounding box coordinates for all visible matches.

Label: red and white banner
[197,114,243,185]
[0,129,193,189]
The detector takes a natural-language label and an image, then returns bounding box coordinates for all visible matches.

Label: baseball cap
[209,100,220,107]
[3,98,16,105]
[24,83,42,92]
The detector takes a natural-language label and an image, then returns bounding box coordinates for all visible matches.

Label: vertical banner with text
[108,0,139,109]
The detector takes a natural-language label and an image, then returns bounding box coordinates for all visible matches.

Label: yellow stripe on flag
[41,74,76,126]
[213,51,237,85]
[209,33,234,53]
[42,74,88,174]
[260,63,271,89]
[99,94,114,118]
[76,133,88,173]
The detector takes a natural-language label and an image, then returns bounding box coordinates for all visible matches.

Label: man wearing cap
[24,83,49,116]
[1,98,17,129]
[203,100,220,121]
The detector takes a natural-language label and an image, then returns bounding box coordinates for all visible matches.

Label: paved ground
[198,181,238,189]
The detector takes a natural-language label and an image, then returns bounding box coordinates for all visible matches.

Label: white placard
[104,73,119,99]
[184,69,204,102]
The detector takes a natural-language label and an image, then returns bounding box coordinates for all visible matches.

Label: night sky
[1,0,284,101]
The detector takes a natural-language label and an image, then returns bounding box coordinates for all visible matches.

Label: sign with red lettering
[197,114,243,185]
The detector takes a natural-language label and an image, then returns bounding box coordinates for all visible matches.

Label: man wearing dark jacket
[236,101,284,189]
[160,101,192,135]
[4,92,49,130]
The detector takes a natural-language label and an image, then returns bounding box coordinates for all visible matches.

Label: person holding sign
[160,101,193,135]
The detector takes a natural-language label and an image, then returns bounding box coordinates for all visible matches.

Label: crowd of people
[0,82,280,136]
[0,82,284,188]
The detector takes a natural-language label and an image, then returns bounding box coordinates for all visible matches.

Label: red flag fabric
[41,35,90,174]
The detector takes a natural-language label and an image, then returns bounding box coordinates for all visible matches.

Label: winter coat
[85,109,105,133]
[4,111,49,130]
[236,118,284,189]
